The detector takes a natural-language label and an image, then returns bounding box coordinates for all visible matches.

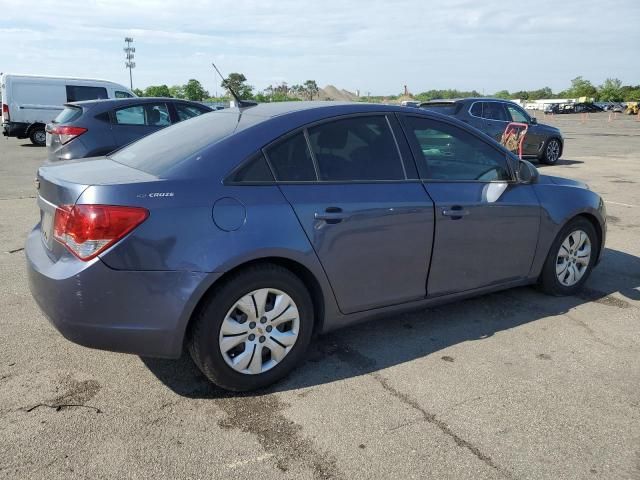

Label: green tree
[303,80,319,100]
[183,79,209,101]
[567,76,597,99]
[169,85,186,99]
[620,85,640,101]
[493,90,511,99]
[132,88,145,97]
[222,73,254,99]
[144,84,171,97]
[598,78,623,102]
[528,87,553,100]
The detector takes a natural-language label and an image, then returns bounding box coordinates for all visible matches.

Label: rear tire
[539,217,598,296]
[29,127,46,146]
[540,138,561,165]
[188,263,314,391]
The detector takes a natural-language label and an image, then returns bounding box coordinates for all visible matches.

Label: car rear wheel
[188,263,314,391]
[541,138,561,165]
[29,127,46,146]
[539,217,598,296]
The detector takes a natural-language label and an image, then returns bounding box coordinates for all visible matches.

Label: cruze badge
[137,192,175,198]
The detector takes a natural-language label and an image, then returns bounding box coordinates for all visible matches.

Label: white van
[1,74,135,145]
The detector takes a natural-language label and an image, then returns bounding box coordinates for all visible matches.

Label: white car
[1,74,135,145]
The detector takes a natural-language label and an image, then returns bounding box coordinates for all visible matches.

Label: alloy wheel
[546,139,560,163]
[218,288,300,375]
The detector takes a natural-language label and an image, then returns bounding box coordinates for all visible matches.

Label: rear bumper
[25,226,212,358]
[3,122,29,138]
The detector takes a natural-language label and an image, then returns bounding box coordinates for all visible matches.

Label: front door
[503,103,544,157]
[265,115,435,314]
[400,114,541,296]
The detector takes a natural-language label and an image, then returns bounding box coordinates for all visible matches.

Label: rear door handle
[315,207,348,224]
[442,206,470,218]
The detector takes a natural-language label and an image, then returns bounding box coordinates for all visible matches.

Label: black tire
[540,137,561,165]
[188,263,314,391]
[29,127,46,146]
[539,217,598,296]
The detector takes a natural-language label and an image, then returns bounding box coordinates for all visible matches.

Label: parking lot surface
[1,111,639,479]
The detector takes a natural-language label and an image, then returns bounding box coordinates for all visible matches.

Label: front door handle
[315,207,348,224]
[442,206,469,219]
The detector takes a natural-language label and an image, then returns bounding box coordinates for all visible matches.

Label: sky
[1,0,639,96]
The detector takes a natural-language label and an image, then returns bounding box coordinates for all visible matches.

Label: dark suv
[45,97,212,162]
[420,98,564,165]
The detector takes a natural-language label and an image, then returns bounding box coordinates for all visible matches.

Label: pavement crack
[372,372,514,479]
[25,403,102,414]
[5,247,24,254]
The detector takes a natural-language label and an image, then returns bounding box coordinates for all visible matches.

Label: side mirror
[517,159,539,184]
[530,117,538,125]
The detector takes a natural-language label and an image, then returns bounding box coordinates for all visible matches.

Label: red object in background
[502,122,529,159]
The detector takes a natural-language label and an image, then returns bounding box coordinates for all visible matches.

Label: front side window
[505,104,530,123]
[114,103,171,126]
[115,90,133,98]
[175,103,210,122]
[66,85,108,102]
[482,102,508,121]
[404,116,511,182]
[265,132,316,181]
[307,116,405,181]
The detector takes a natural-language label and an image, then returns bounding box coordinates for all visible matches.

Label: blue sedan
[26,102,606,391]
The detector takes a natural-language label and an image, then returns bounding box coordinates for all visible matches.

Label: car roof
[69,97,211,108]
[421,98,521,105]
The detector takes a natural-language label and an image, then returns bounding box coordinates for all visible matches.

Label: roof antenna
[212,62,257,109]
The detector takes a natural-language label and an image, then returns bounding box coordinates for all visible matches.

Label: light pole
[124,37,136,90]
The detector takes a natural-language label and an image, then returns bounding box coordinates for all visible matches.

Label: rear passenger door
[267,114,435,314]
[479,101,510,142]
[111,102,171,147]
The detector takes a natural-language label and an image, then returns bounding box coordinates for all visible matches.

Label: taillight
[53,204,149,261]
[2,103,9,122]
[48,125,87,144]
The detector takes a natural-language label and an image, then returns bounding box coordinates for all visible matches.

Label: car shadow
[141,247,639,399]
[536,158,584,167]
[19,143,42,148]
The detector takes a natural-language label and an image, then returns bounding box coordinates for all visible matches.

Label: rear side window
[175,103,210,121]
[66,85,108,102]
[404,116,511,182]
[54,106,82,124]
[482,102,508,121]
[266,132,316,181]
[114,103,171,126]
[115,91,133,98]
[307,116,405,181]
[228,153,274,183]
[421,103,461,115]
[469,102,482,117]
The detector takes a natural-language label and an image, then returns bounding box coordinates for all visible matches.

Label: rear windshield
[54,106,82,124]
[110,109,256,176]
[420,103,461,115]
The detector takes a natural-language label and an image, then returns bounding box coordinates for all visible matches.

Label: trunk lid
[36,158,158,259]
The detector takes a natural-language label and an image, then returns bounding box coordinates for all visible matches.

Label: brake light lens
[53,204,149,261]
[2,103,9,122]
[48,125,87,144]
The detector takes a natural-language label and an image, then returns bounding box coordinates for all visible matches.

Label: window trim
[398,113,518,183]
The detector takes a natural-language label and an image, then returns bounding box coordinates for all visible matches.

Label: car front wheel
[188,263,314,391]
[539,217,598,296]
[541,138,561,165]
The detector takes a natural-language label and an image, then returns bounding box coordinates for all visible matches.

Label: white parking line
[605,200,637,208]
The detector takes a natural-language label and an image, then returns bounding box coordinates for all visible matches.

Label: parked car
[26,102,606,391]
[574,103,604,113]
[45,98,213,162]
[544,103,560,115]
[420,99,564,164]
[1,73,135,146]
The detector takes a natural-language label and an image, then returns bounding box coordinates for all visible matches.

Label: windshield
[110,109,255,176]
[54,106,82,124]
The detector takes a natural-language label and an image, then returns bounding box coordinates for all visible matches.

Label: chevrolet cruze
[26,102,606,391]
